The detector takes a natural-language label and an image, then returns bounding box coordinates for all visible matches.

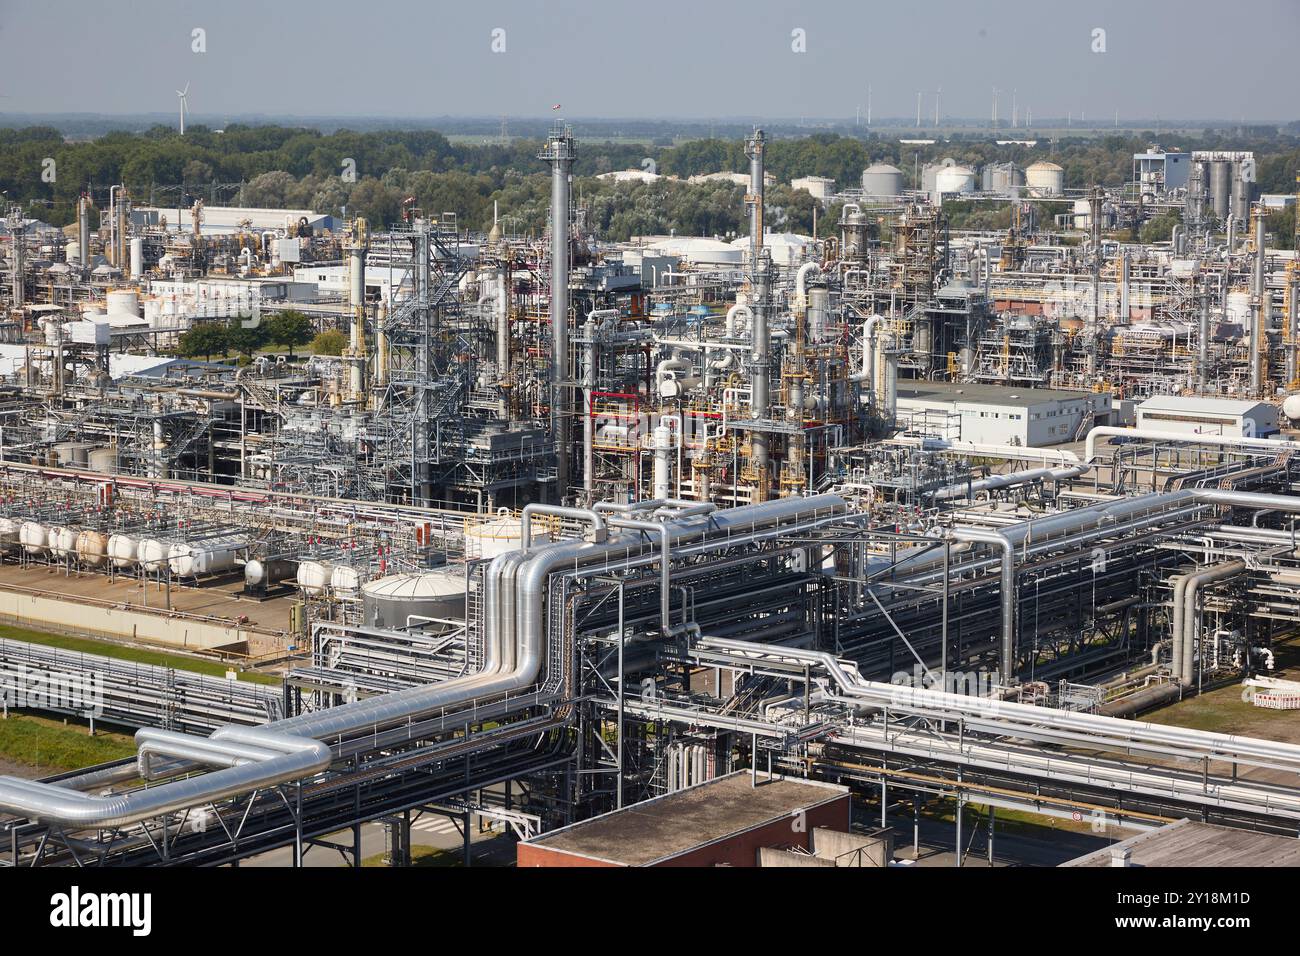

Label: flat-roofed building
[895,381,1111,447]
[1136,395,1278,438]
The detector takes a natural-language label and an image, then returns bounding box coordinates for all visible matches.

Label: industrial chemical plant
[2,10,1300,882]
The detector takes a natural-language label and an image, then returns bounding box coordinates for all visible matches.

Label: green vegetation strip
[0,623,280,685]
[0,713,136,772]
[361,845,462,868]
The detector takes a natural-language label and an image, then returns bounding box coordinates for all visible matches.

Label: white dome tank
[296,560,333,596]
[75,530,109,568]
[1026,161,1064,197]
[934,165,976,199]
[107,533,140,568]
[19,521,48,555]
[465,512,552,559]
[168,536,245,577]
[361,569,467,630]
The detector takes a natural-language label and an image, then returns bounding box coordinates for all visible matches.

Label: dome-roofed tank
[361,568,467,631]
[1026,161,1065,197]
[861,163,904,197]
[465,512,551,560]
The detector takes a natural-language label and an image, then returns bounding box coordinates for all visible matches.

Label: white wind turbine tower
[176,83,190,135]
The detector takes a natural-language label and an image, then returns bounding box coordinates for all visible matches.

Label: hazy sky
[1,0,1296,122]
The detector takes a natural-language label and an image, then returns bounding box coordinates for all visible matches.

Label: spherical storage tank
[861,163,904,197]
[168,536,245,578]
[1026,161,1064,198]
[361,569,467,630]
[1283,394,1300,423]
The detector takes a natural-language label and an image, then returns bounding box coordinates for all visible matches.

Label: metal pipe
[520,504,608,550]
[1179,560,1245,686]
[1085,427,1300,462]
[951,527,1016,680]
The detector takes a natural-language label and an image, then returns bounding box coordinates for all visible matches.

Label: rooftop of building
[895,380,1096,409]
[1062,819,1300,867]
[521,771,848,866]
[1137,395,1271,415]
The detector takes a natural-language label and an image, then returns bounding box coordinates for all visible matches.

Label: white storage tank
[361,569,467,630]
[934,164,976,201]
[137,537,170,572]
[49,526,78,559]
[19,521,48,556]
[0,517,19,553]
[168,536,245,577]
[861,163,904,197]
[75,530,109,568]
[1283,394,1300,423]
[88,446,117,473]
[296,560,333,596]
[107,533,140,568]
[245,557,296,589]
[1026,161,1065,197]
[105,288,140,317]
[330,565,362,597]
[465,512,552,559]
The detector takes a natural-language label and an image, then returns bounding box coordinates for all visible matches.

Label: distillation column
[746,129,770,501]
[346,217,369,403]
[540,129,576,500]
[1251,210,1267,397]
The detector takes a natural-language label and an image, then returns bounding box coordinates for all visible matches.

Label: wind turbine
[991,87,1000,129]
[933,87,942,128]
[176,83,190,136]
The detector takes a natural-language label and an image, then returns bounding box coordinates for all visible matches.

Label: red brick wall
[517,794,851,868]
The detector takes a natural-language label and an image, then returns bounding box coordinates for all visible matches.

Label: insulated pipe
[520,504,608,550]
[1169,572,1191,681]
[1085,427,1300,462]
[933,465,1087,501]
[608,516,674,635]
[951,527,1016,680]
[0,495,846,828]
[726,304,753,337]
[795,262,820,306]
[1180,560,1245,686]
[862,314,884,382]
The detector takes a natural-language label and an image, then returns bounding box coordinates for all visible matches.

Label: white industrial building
[1136,395,1279,438]
[791,176,835,200]
[132,205,341,237]
[896,382,1111,447]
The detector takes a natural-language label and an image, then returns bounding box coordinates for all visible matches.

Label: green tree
[176,322,229,361]
[226,317,268,360]
[265,310,314,357]
[310,329,347,356]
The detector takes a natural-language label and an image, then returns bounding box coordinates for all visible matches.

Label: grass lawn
[0,623,280,686]
[0,712,136,772]
[361,845,462,868]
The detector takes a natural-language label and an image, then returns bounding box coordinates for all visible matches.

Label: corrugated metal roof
[1137,395,1267,415]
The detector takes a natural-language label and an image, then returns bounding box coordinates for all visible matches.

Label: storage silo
[1230,163,1251,223]
[1025,161,1065,197]
[1210,161,1231,220]
[934,164,976,201]
[361,569,467,630]
[982,163,1024,196]
[861,163,904,197]
[465,512,551,559]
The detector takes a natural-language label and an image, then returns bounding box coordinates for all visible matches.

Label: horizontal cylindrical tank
[107,533,140,568]
[75,530,109,568]
[361,569,467,630]
[296,560,333,596]
[1283,394,1300,422]
[330,564,362,597]
[245,558,296,589]
[19,521,48,555]
[137,537,170,572]
[168,536,245,578]
[0,517,18,552]
[49,526,78,559]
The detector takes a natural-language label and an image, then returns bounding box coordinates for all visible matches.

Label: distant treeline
[1,125,1297,243]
